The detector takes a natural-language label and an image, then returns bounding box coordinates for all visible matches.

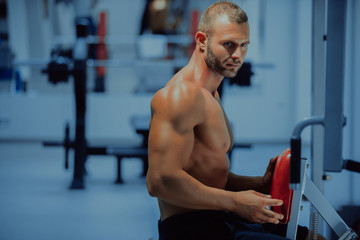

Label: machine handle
[343,160,360,173]
[290,138,301,189]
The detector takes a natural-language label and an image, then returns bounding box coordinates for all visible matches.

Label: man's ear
[195,31,208,51]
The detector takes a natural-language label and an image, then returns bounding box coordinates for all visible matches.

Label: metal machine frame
[287,157,358,239]
[287,0,360,239]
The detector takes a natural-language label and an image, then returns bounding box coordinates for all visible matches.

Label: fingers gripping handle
[290,138,301,190]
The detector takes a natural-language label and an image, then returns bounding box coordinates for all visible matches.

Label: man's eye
[224,42,233,47]
[241,43,248,48]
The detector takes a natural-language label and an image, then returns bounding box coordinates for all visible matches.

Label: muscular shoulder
[151,81,205,127]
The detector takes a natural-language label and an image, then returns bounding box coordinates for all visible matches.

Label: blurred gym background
[0,0,359,239]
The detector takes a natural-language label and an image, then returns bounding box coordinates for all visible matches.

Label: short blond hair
[198,1,248,36]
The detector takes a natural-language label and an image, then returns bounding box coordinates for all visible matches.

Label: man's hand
[261,156,278,194]
[232,190,284,224]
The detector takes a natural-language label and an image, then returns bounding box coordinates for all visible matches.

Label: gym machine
[41,3,150,189]
[272,0,360,239]
[38,0,204,189]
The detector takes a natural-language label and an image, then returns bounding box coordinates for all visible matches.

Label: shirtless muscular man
[146,1,301,239]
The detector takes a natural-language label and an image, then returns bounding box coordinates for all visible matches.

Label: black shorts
[158,210,308,240]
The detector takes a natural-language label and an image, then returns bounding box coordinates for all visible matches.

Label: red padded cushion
[270,148,294,224]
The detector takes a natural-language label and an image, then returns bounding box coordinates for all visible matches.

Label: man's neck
[186,51,224,95]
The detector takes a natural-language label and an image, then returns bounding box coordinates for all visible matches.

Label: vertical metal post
[311,0,327,235]
[71,58,87,189]
[69,0,93,189]
[311,0,326,196]
[70,19,89,189]
[311,0,347,236]
[323,0,347,172]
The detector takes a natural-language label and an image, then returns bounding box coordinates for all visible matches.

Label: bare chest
[195,97,232,153]
[184,96,233,188]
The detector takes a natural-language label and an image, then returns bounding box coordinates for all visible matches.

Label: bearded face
[204,39,242,78]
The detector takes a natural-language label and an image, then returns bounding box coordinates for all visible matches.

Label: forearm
[147,169,234,212]
[225,172,269,194]
[147,167,284,225]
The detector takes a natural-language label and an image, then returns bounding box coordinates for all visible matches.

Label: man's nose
[231,47,242,59]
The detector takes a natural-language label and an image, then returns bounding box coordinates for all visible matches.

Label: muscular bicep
[148,114,195,171]
[147,83,204,174]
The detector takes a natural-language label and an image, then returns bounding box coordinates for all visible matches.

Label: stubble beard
[204,44,240,78]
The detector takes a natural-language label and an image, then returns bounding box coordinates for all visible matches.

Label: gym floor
[0,142,159,240]
[0,142,310,240]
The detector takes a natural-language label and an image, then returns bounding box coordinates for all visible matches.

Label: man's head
[196,1,250,78]
[198,1,248,37]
